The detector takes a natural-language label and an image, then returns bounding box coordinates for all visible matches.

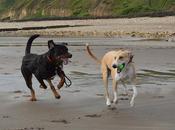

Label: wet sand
[0,37,175,130]
[0,16,175,40]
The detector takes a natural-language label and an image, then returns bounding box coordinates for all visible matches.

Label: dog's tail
[25,34,40,55]
[86,43,101,64]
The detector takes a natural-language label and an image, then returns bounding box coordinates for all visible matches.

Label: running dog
[86,44,137,107]
[21,34,72,101]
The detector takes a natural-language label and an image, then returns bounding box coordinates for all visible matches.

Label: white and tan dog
[86,44,137,107]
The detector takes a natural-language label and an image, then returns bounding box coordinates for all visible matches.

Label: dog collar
[47,56,62,64]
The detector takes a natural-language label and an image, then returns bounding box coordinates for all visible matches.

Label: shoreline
[0,16,174,41]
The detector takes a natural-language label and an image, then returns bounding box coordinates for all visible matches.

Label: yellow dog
[86,44,137,107]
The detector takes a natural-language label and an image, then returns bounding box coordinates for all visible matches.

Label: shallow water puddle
[137,69,175,85]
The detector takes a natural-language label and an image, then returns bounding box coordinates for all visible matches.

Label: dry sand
[0,37,175,130]
[0,16,175,40]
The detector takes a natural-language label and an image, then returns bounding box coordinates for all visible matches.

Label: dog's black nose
[69,54,72,58]
[112,64,117,68]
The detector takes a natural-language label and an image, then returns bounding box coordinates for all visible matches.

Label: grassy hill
[0,0,175,21]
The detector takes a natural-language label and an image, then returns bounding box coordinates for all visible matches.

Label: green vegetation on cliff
[0,0,175,20]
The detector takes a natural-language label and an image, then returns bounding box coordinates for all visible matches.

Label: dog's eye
[119,56,124,60]
[114,57,116,60]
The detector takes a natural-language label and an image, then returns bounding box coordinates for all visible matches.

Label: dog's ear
[128,51,134,62]
[48,40,55,49]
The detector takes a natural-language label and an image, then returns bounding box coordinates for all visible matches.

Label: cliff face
[0,0,175,20]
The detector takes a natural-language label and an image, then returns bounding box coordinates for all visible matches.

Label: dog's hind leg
[102,65,111,107]
[121,81,128,96]
[34,75,47,89]
[130,84,137,107]
[21,69,36,101]
[47,80,61,99]
[129,71,137,107]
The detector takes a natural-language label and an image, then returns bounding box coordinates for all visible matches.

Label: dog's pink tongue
[63,59,68,65]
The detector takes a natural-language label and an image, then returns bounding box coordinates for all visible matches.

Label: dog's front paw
[106,98,111,107]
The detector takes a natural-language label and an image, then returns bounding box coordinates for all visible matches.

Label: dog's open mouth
[62,58,69,65]
[57,53,72,65]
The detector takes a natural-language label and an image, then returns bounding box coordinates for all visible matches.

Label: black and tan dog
[21,34,72,101]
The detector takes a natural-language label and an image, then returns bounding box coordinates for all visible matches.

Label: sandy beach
[0,16,175,41]
[0,37,175,130]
